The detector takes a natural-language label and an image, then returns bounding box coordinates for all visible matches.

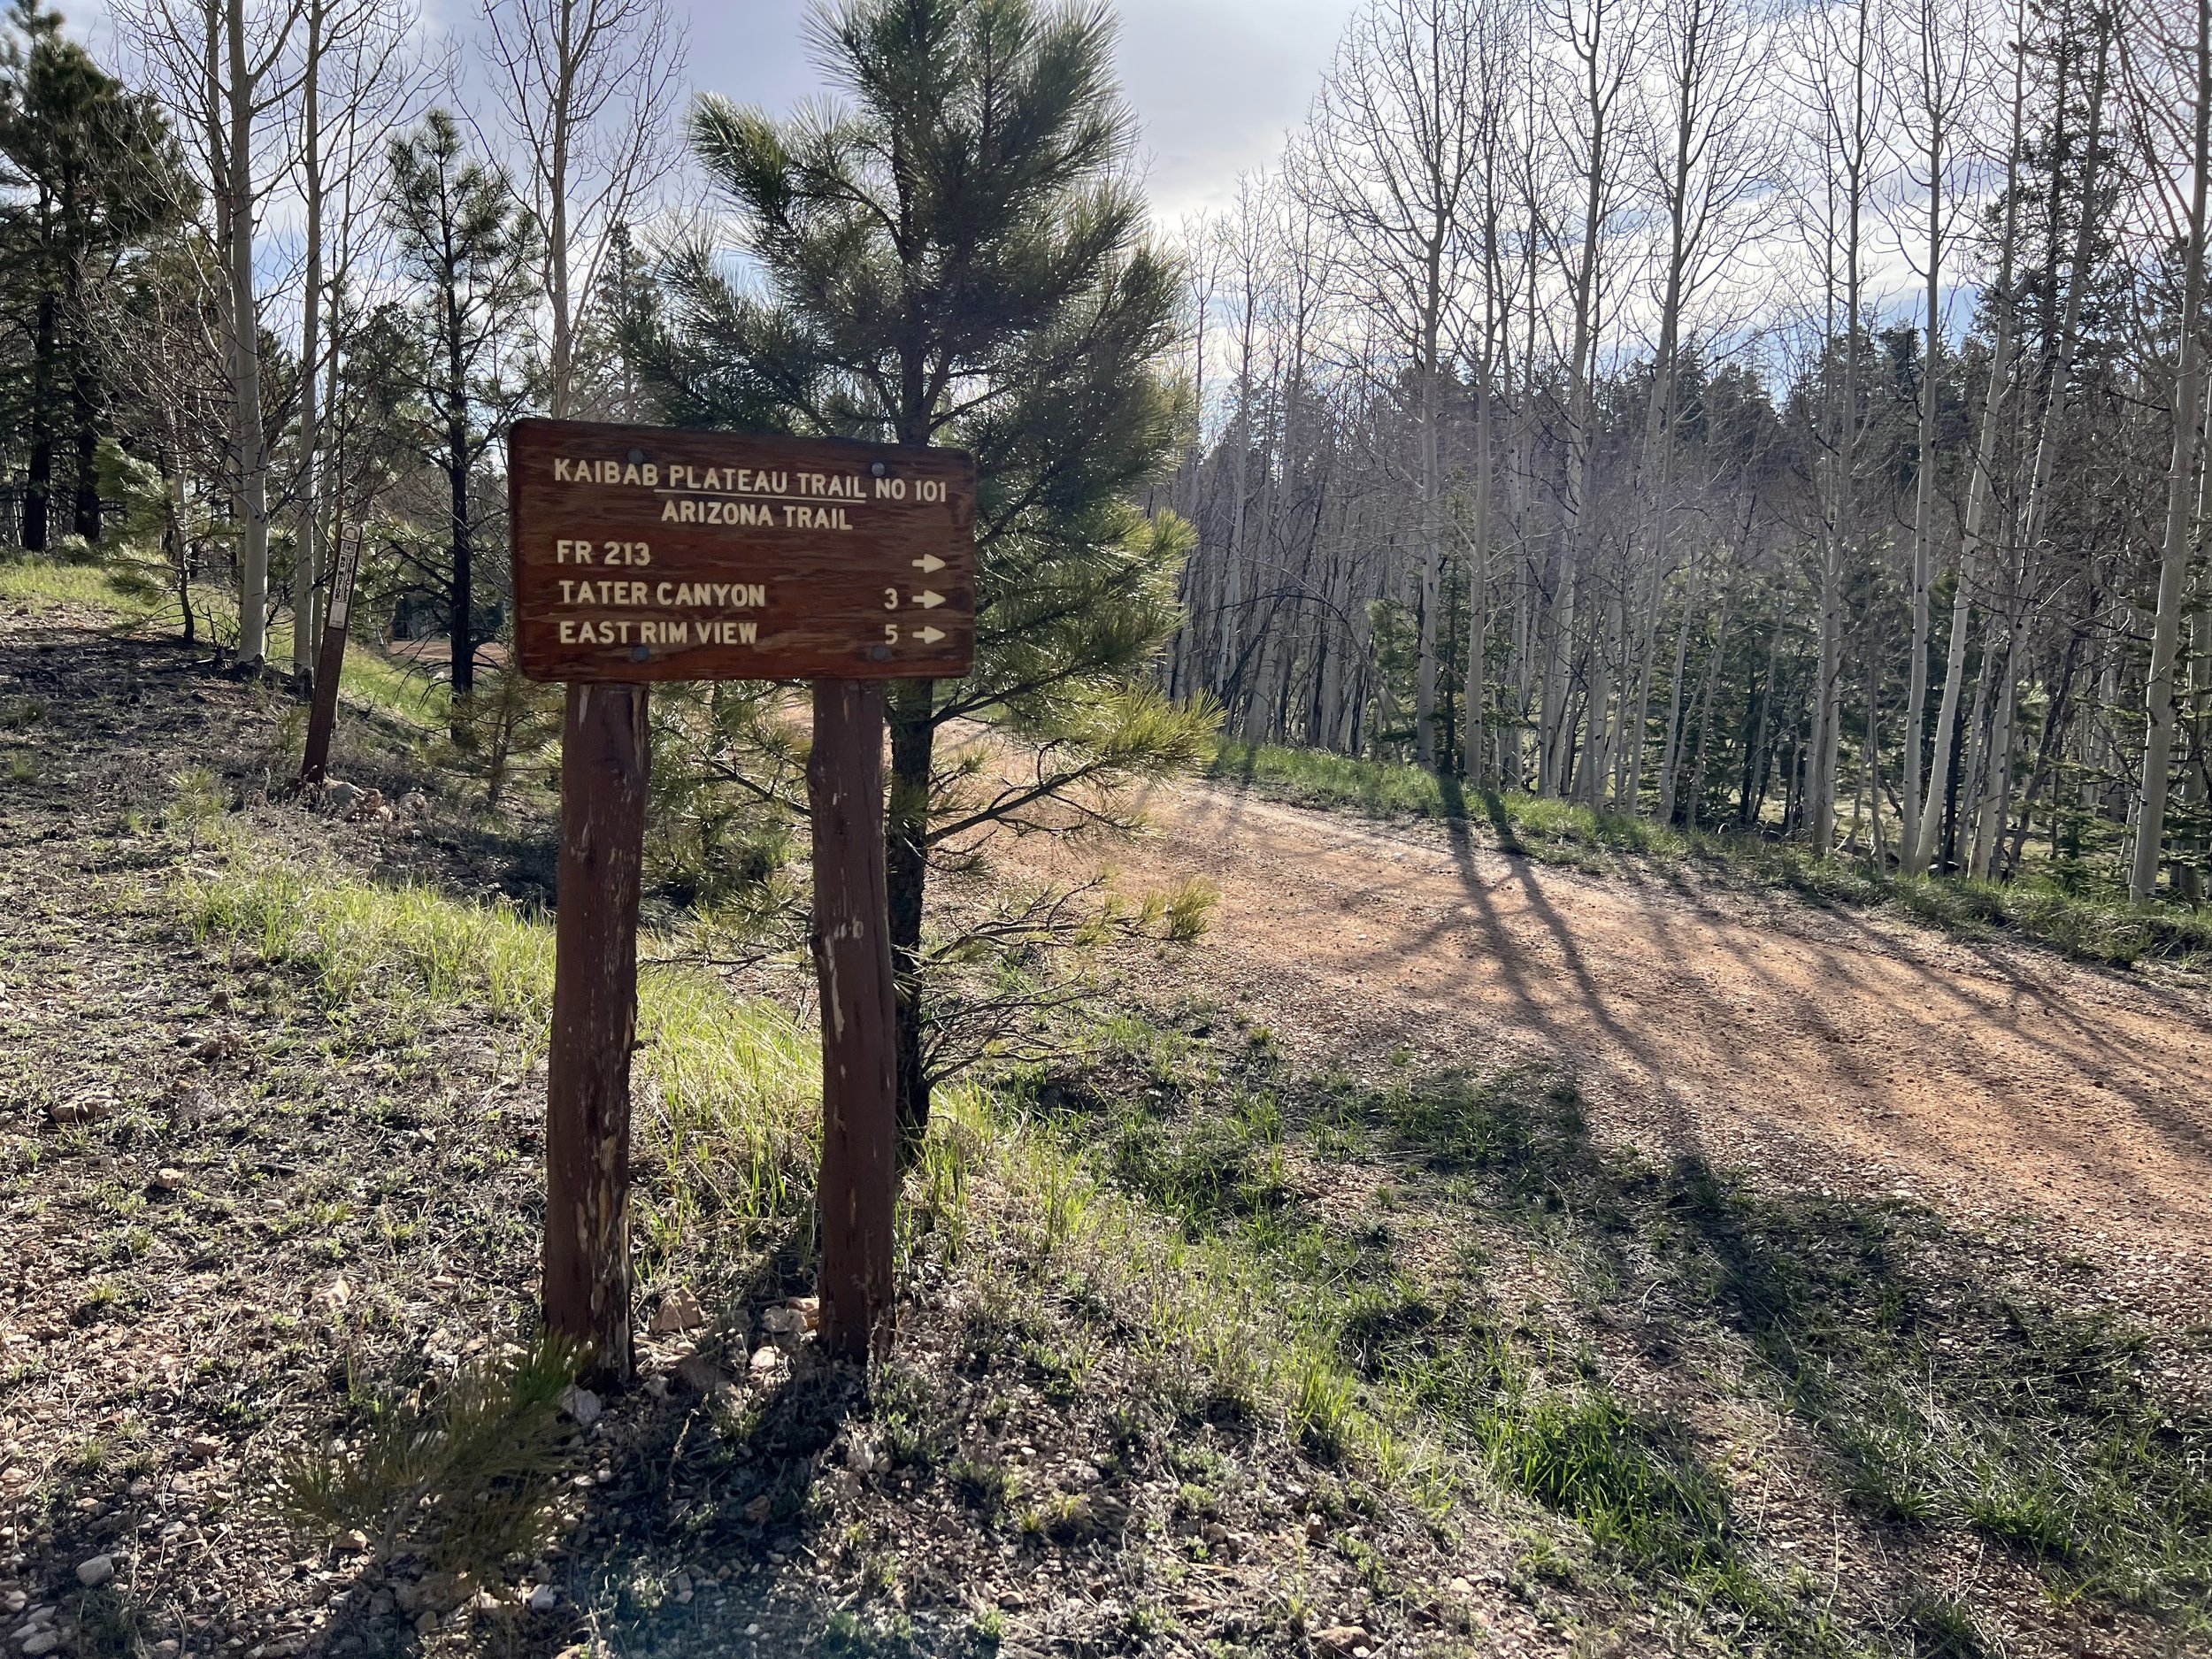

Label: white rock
[76,1553,115,1586]
[748,1346,782,1375]
[559,1385,602,1427]
[21,1630,60,1657]
[524,1583,557,1613]
[759,1307,806,1335]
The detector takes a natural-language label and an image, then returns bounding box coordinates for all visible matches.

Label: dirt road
[1016,779,2212,1323]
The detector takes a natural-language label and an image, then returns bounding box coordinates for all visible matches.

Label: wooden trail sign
[509,419,976,683]
[510,419,976,1381]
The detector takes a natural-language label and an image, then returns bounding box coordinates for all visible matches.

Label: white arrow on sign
[915,626,946,644]
[914,589,946,609]
[911,554,945,573]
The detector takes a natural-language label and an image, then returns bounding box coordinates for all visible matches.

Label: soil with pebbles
[0,608,1571,1658]
[1005,770,2212,1333]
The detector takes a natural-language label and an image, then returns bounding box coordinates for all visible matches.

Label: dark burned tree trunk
[448,444,472,701]
[25,288,55,553]
[445,328,473,703]
[886,674,933,1149]
[68,251,99,543]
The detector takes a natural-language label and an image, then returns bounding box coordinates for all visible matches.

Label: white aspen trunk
[1900,96,1943,868]
[1416,290,1442,767]
[1540,0,1618,798]
[549,0,576,419]
[1657,541,1701,823]
[291,0,325,679]
[225,0,271,668]
[2130,0,2210,900]
[1462,360,1494,781]
[1909,24,2028,875]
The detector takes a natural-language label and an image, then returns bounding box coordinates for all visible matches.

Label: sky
[606,0,1351,224]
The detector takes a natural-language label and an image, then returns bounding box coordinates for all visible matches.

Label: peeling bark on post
[809,680,897,1365]
[543,681,650,1386]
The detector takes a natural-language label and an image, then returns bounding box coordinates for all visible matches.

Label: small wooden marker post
[299,543,363,787]
[509,419,975,1382]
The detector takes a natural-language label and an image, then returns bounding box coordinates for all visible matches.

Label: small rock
[21,1631,60,1657]
[400,791,429,817]
[843,1436,884,1474]
[414,1609,440,1636]
[650,1287,707,1333]
[187,1436,223,1459]
[559,1385,602,1427]
[524,1582,557,1613]
[152,1167,187,1190]
[1448,1575,1473,1596]
[741,1494,772,1525]
[342,1529,370,1552]
[672,1570,693,1603]
[1,1592,25,1614]
[76,1552,115,1586]
[319,1276,351,1309]
[1311,1627,1373,1659]
[672,1356,730,1395]
[48,1093,111,1125]
[319,780,364,815]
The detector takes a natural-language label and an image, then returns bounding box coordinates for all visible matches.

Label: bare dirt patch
[1009,778,2212,1331]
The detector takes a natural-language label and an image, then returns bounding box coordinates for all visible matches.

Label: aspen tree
[2125,0,2210,899]
[481,0,680,421]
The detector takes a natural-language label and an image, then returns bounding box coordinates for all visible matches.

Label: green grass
[0,550,173,619]
[2,549,449,735]
[1209,736,2212,969]
[1027,1008,2212,1645]
[261,617,451,732]
[158,780,2212,1650]
[179,841,819,1235]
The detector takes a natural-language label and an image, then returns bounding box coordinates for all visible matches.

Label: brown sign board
[509,419,978,683]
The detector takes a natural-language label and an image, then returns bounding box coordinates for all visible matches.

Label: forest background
[2,0,2211,905]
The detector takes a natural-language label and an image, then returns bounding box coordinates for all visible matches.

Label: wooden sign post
[509,419,975,1381]
[299,541,364,786]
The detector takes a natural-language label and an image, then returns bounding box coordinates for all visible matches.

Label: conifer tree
[0,0,186,549]
[377,109,540,704]
[642,0,1206,1142]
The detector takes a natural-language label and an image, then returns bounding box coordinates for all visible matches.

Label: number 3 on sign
[883,588,898,610]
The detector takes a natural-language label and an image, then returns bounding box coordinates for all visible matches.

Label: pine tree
[0,0,187,549]
[642,0,1208,1143]
[378,109,540,703]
